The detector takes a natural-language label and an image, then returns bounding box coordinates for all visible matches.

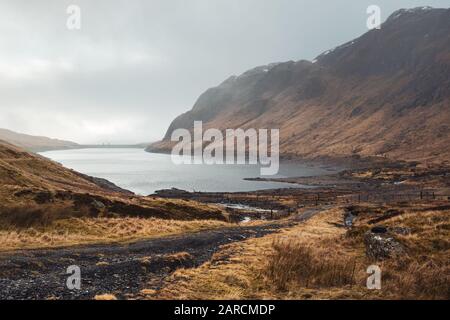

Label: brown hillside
[0,128,79,152]
[0,140,226,222]
[0,140,106,195]
[149,7,450,164]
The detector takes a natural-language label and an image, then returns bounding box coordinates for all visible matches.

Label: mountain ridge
[148,7,450,164]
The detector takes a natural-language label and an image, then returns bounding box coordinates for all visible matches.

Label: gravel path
[0,210,320,300]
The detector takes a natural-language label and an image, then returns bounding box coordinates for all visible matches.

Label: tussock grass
[265,240,358,290]
[381,257,449,299]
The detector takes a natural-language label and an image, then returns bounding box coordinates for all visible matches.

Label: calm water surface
[40,148,334,195]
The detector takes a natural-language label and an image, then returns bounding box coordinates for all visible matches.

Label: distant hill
[0,128,79,152]
[0,140,116,199]
[148,7,450,164]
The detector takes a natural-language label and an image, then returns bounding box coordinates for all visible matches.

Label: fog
[0,0,448,143]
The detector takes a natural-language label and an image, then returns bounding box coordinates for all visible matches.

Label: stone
[344,213,356,228]
[364,231,405,260]
[91,200,105,210]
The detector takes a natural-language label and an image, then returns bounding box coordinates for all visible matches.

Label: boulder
[364,231,405,260]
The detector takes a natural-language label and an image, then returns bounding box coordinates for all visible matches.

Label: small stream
[216,203,280,224]
[216,203,278,213]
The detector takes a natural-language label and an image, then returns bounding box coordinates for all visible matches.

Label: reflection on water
[40,148,333,195]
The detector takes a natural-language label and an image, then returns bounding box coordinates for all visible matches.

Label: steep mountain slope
[148,7,450,164]
[0,128,79,152]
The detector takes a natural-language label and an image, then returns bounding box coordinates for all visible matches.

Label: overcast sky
[0,0,448,144]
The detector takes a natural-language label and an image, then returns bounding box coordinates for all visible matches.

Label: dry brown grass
[0,140,112,194]
[151,241,264,300]
[365,204,450,299]
[381,257,449,299]
[0,189,232,251]
[0,216,231,251]
[151,203,449,300]
[165,252,194,262]
[0,203,92,229]
[140,289,157,296]
[94,294,117,300]
[266,240,359,290]
[152,208,366,300]
[263,203,449,300]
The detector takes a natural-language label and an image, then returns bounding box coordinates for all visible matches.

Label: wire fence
[286,191,450,208]
[338,192,450,204]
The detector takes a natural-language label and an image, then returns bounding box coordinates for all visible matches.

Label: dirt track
[0,210,319,300]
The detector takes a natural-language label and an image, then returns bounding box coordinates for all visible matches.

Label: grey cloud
[0,0,448,143]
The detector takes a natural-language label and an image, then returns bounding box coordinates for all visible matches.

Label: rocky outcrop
[364,227,405,260]
[74,172,134,195]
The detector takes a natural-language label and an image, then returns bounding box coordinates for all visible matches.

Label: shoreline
[37,146,450,198]
[146,142,417,171]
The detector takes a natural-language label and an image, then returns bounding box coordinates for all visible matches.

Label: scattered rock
[92,200,105,210]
